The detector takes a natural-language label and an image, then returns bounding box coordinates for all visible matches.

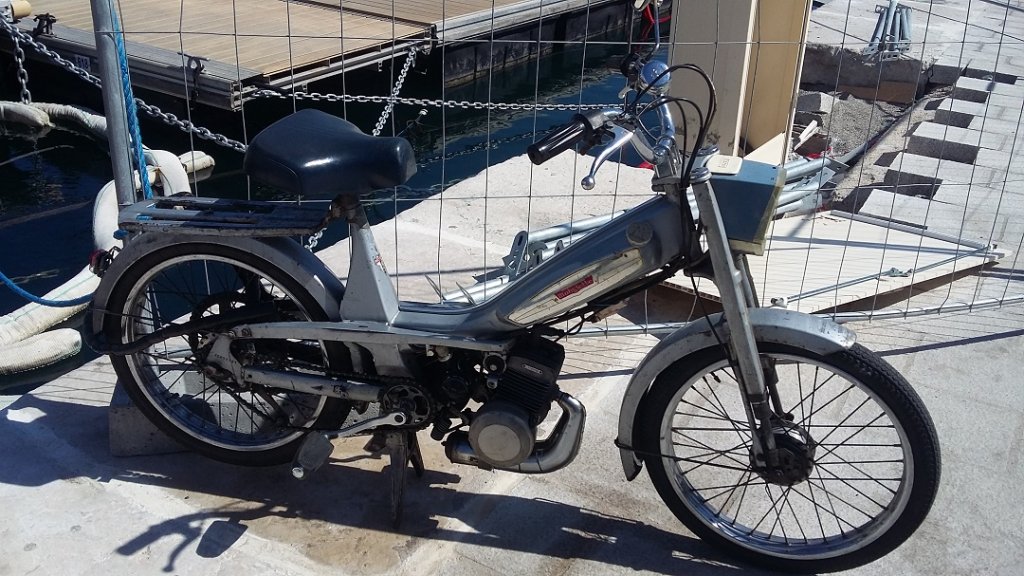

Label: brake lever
[581,126,635,190]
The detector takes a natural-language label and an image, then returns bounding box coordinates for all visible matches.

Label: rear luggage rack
[118,197,329,236]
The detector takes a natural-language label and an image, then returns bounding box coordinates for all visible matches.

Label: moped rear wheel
[637,342,940,572]
[103,242,351,466]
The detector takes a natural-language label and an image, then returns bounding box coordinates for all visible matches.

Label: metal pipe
[832,210,1001,252]
[90,0,137,206]
[566,293,1024,337]
[891,6,902,52]
[784,157,840,182]
[904,8,912,48]
[899,7,912,50]
[788,245,997,304]
[824,294,1024,323]
[881,0,899,47]
[526,211,623,243]
[443,276,512,302]
[777,186,820,207]
[864,3,888,55]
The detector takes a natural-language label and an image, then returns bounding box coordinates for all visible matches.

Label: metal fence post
[90,0,136,206]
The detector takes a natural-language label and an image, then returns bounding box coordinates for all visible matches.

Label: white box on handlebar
[708,159,784,256]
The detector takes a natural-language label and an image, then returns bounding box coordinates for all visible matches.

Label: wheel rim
[118,253,330,452]
[658,353,914,561]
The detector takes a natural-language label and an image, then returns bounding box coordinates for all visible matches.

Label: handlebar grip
[528,116,590,165]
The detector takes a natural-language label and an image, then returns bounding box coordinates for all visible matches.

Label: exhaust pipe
[445,392,586,474]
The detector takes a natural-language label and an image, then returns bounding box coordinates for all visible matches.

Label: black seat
[243,109,416,200]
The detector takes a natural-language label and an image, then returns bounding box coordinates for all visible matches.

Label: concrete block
[930,59,963,87]
[932,53,1020,87]
[983,92,1024,109]
[797,92,837,114]
[933,99,1022,128]
[952,76,997,103]
[933,99,987,126]
[892,152,1000,184]
[907,122,1009,164]
[859,188,999,241]
[962,66,1019,86]
[975,148,1024,175]
[108,381,184,457]
[882,153,1000,197]
[953,76,1024,103]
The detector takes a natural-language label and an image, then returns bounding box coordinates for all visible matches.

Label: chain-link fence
[2,0,1023,338]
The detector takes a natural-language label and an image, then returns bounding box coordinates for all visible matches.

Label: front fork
[690,171,781,468]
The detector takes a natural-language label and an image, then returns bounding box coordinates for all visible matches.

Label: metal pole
[90,0,136,206]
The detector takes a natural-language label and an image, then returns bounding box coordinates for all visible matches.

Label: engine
[461,336,564,468]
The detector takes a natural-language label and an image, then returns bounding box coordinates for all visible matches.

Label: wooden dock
[13,0,625,110]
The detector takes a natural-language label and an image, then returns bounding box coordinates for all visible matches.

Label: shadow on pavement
[0,393,776,576]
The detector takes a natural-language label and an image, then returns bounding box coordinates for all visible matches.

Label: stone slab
[954,75,1024,100]
[882,152,1001,196]
[108,381,184,457]
[907,121,1009,163]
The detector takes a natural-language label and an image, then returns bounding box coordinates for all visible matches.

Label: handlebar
[527,57,715,192]
[527,115,592,165]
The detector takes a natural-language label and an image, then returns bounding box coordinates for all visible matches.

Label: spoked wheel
[104,242,351,466]
[638,342,940,572]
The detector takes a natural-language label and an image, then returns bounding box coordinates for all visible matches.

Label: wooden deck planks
[26,0,423,76]
[17,0,617,108]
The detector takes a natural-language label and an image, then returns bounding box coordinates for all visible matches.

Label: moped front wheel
[637,342,940,572]
[103,242,351,466]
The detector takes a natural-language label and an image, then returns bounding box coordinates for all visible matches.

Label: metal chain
[0,18,248,152]
[304,229,324,251]
[253,87,617,112]
[11,30,31,103]
[3,18,616,151]
[373,50,416,137]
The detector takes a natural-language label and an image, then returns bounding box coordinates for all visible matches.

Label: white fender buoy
[0,329,82,377]
[0,267,99,348]
[0,101,51,131]
[145,149,191,194]
[31,102,107,141]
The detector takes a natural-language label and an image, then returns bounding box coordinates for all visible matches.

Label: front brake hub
[751,418,817,486]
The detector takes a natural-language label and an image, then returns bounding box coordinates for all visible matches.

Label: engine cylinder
[467,401,535,468]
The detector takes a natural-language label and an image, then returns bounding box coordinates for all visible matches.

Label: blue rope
[0,269,93,308]
[111,9,152,200]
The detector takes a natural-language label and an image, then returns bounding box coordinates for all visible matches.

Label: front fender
[85,233,346,350]
[616,307,856,480]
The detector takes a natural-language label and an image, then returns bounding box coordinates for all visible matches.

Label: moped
[85,2,939,570]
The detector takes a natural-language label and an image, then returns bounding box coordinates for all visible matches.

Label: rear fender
[616,307,856,480]
[86,234,346,346]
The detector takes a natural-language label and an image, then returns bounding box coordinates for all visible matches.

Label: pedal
[291,411,408,480]
[291,433,334,479]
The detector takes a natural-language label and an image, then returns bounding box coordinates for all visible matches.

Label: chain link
[373,50,416,136]
[253,87,618,113]
[11,30,32,103]
[304,229,324,251]
[1,18,248,152]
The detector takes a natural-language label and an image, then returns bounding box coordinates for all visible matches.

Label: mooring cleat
[291,432,334,480]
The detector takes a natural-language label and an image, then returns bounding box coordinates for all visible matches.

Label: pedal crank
[291,411,408,479]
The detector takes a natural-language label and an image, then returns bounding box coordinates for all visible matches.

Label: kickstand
[385,430,425,528]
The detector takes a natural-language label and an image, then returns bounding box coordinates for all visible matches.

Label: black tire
[637,342,940,573]
[103,242,351,466]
